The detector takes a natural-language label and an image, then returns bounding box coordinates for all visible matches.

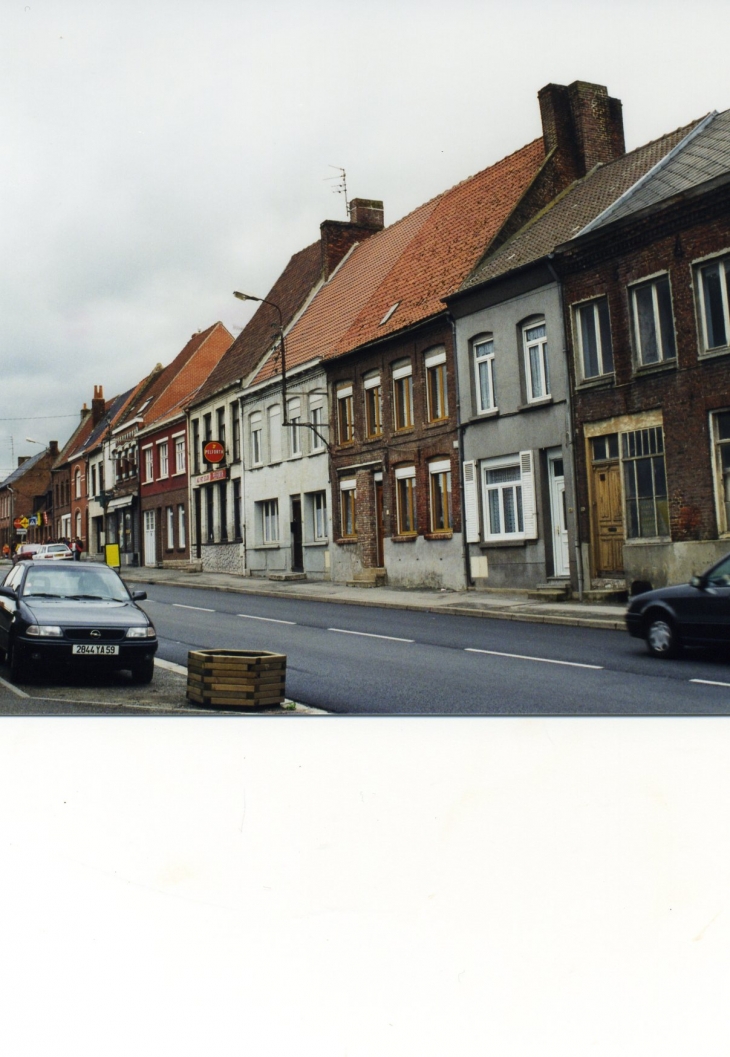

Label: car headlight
[26,625,63,637]
[125,626,156,639]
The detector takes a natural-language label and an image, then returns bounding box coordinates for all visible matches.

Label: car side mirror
[131,590,147,601]
[690,574,705,590]
[0,585,16,598]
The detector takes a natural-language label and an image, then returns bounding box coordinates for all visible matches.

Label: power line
[0,414,79,421]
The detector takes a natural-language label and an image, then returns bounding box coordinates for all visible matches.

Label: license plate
[72,644,120,656]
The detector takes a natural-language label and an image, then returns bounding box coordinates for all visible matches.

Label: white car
[32,543,73,561]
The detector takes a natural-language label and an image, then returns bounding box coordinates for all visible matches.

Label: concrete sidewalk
[120,565,628,631]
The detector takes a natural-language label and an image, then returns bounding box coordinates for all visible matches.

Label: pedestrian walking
[73,537,83,561]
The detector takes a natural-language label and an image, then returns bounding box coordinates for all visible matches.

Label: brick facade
[557,181,730,588]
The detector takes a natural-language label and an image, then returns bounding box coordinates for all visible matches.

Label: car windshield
[22,565,131,602]
[706,554,730,586]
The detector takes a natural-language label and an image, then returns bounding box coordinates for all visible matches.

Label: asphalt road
[131,582,730,714]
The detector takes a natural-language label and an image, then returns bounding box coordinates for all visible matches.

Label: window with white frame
[232,407,241,462]
[250,411,263,466]
[313,491,327,540]
[425,348,448,422]
[178,504,186,549]
[166,506,174,549]
[428,459,452,532]
[392,360,414,430]
[395,465,417,535]
[90,465,97,498]
[631,274,676,365]
[158,441,169,478]
[311,405,326,451]
[697,255,730,352]
[261,499,279,543]
[288,398,302,456]
[268,405,282,463]
[711,410,730,533]
[144,446,154,483]
[622,426,669,538]
[175,436,185,474]
[340,478,357,538]
[75,468,82,499]
[523,321,550,401]
[482,452,537,541]
[337,385,354,445]
[474,336,496,413]
[363,371,382,438]
[574,297,614,378]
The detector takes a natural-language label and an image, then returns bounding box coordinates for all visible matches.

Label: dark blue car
[626,552,730,657]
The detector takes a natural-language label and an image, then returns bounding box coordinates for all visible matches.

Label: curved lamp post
[234,291,288,423]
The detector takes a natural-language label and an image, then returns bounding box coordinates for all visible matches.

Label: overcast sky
[1,0,728,478]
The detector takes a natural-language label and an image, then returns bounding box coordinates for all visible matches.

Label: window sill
[304,540,329,548]
[519,398,552,411]
[424,531,453,541]
[392,534,417,543]
[252,543,281,550]
[157,475,169,482]
[288,453,303,461]
[393,427,415,436]
[171,470,186,477]
[479,538,527,549]
[698,346,730,362]
[424,418,451,429]
[335,537,357,545]
[623,537,672,546]
[363,434,384,444]
[576,374,615,390]
[634,360,677,377]
[472,408,499,420]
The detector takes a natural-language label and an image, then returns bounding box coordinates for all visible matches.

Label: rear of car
[12,543,41,565]
[33,544,73,561]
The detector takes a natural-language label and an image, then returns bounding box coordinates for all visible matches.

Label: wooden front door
[291,497,303,572]
[591,461,624,576]
[375,479,384,567]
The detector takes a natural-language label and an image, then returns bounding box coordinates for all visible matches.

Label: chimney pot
[538,80,625,180]
[49,441,59,456]
[348,199,385,229]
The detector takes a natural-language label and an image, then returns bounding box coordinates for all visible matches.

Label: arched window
[75,510,82,538]
[74,468,82,499]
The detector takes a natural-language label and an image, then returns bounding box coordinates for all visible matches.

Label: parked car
[0,561,157,683]
[12,543,42,565]
[32,543,73,561]
[626,551,730,657]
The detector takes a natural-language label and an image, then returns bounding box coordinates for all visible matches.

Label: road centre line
[172,603,216,613]
[238,614,297,625]
[465,648,603,670]
[691,678,730,689]
[328,628,415,643]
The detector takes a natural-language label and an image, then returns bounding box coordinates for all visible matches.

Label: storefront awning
[106,496,134,512]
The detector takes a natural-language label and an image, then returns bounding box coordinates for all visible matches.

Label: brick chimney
[49,441,59,457]
[17,456,30,467]
[320,199,385,280]
[538,81,625,181]
[92,384,105,425]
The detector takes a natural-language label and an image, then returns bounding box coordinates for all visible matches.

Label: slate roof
[460,119,702,291]
[192,241,325,404]
[582,108,730,233]
[250,137,546,384]
[0,447,48,489]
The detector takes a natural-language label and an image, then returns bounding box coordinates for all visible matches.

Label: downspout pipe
[547,256,584,601]
[448,312,474,590]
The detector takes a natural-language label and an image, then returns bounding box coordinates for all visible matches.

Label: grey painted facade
[242,365,333,580]
[452,264,580,591]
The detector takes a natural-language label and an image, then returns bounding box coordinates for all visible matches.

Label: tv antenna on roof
[324,165,349,219]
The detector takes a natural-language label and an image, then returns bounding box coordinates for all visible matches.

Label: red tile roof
[250,138,545,384]
[141,322,233,428]
[191,241,325,406]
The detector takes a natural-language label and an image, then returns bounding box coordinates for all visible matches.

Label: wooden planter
[186,649,287,709]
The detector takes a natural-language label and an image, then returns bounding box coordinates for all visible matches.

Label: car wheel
[130,659,155,685]
[645,613,681,658]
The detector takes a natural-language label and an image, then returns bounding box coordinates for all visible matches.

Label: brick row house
[0,442,59,551]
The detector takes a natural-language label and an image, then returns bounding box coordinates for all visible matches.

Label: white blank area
[0,718,728,1057]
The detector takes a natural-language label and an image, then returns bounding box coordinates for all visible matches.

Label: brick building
[555,108,730,590]
[0,442,59,551]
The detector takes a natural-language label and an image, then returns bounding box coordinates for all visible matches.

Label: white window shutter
[462,460,480,543]
[520,450,538,539]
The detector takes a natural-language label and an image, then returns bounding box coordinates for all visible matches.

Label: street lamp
[233,291,288,423]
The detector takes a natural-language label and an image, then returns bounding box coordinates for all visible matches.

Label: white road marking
[328,628,414,643]
[238,614,296,625]
[155,658,188,675]
[172,603,215,613]
[0,674,29,698]
[465,648,603,670]
[690,678,730,689]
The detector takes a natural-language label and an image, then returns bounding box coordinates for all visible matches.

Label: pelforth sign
[202,440,225,465]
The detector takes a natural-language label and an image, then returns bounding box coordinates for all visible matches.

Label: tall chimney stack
[538,80,625,181]
[92,384,105,425]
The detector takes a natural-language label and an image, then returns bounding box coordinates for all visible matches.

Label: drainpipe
[547,256,584,601]
[448,312,474,590]
[7,485,15,550]
[238,394,247,575]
